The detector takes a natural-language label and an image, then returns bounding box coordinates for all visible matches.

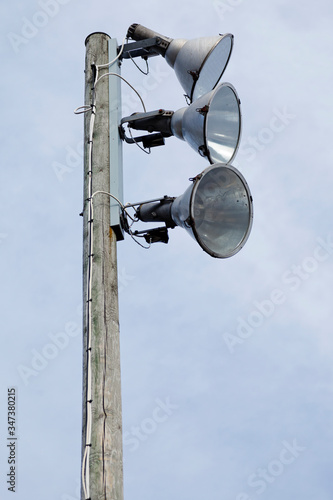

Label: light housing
[171,82,241,164]
[126,24,233,101]
[136,163,253,258]
[121,83,242,165]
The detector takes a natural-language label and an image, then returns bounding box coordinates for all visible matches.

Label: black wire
[129,53,149,75]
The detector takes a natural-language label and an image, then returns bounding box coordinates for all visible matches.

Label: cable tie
[88,253,94,258]
[86,298,92,303]
[87,400,93,404]
[88,219,94,224]
[85,443,92,447]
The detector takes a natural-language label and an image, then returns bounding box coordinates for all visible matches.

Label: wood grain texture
[82,33,124,500]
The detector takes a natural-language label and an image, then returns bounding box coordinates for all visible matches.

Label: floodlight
[126,24,234,101]
[121,83,241,165]
[136,163,253,258]
[171,83,241,164]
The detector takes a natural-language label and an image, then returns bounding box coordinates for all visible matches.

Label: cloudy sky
[1,0,333,499]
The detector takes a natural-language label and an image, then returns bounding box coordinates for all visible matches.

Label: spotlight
[171,83,241,164]
[135,163,253,258]
[121,83,241,165]
[126,23,233,101]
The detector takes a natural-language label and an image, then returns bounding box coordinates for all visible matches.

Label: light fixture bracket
[142,227,170,245]
[119,37,165,60]
[120,110,174,149]
[124,24,172,59]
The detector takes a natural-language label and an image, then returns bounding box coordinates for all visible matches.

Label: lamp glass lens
[192,165,252,258]
[206,85,241,164]
[192,35,232,102]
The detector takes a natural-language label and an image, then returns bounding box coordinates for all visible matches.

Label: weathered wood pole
[82,32,123,500]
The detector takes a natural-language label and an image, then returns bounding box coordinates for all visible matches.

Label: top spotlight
[127,24,234,102]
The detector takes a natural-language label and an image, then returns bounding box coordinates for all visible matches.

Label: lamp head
[165,33,234,102]
[127,24,233,101]
[135,164,253,258]
[121,83,241,164]
[171,83,242,165]
[171,163,253,258]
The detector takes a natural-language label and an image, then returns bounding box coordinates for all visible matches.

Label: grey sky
[1,1,333,499]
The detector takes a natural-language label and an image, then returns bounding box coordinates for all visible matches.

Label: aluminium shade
[171,164,253,258]
[171,83,242,165]
[166,34,234,101]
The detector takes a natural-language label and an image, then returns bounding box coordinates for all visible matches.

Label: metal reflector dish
[171,83,241,165]
[171,163,253,258]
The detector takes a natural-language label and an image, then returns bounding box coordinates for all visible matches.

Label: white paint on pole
[109,38,124,240]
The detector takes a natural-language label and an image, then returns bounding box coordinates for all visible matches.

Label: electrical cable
[128,228,151,249]
[80,58,99,500]
[91,190,136,223]
[74,105,93,115]
[97,37,127,69]
[127,126,151,154]
[91,192,152,249]
[128,52,149,75]
[95,72,146,112]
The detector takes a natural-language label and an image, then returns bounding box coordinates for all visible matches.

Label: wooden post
[82,32,124,500]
